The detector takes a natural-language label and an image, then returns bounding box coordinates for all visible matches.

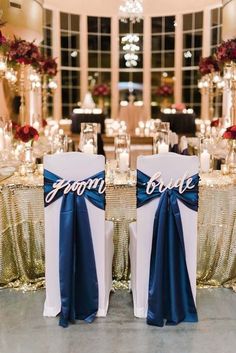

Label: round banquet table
[0,170,236,292]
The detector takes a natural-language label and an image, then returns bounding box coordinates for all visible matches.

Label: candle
[200,149,210,173]
[0,128,4,151]
[83,142,94,154]
[221,164,229,175]
[158,141,169,154]
[119,151,129,172]
[144,127,150,137]
[4,134,11,149]
[37,164,44,175]
[135,127,140,136]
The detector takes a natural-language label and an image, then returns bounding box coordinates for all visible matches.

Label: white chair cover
[43,152,113,318]
[129,153,199,318]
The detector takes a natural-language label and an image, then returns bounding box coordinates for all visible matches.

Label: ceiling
[44,0,222,16]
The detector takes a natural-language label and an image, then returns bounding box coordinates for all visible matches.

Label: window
[41,9,54,117]
[88,16,111,114]
[60,12,80,117]
[182,12,203,115]
[151,16,175,117]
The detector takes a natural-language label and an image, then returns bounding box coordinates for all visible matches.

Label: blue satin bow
[137,170,199,327]
[44,169,105,328]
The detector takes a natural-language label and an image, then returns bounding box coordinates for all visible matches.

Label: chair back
[43,152,106,317]
[136,152,199,308]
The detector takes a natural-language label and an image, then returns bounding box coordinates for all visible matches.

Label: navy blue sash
[44,169,105,328]
[137,170,199,326]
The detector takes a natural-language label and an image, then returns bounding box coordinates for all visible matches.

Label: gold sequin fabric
[0,171,236,292]
[0,174,45,291]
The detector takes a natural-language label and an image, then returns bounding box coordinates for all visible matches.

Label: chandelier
[119,0,143,23]
[121,34,140,67]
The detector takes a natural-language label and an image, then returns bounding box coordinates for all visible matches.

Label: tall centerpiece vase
[226,139,236,174]
[19,63,26,126]
[42,75,48,120]
[22,142,36,174]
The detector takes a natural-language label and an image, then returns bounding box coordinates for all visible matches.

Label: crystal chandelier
[121,34,140,67]
[119,0,143,23]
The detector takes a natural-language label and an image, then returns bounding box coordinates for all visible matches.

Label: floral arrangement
[198,56,220,76]
[8,37,40,66]
[39,57,58,77]
[42,118,48,128]
[223,125,236,139]
[210,118,220,127]
[92,84,110,97]
[156,84,173,97]
[15,125,39,144]
[215,38,236,64]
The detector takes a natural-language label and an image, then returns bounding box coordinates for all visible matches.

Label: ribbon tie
[44,169,105,328]
[137,170,199,327]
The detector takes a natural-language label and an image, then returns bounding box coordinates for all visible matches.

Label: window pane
[151,72,162,86]
[88,35,98,50]
[211,8,218,27]
[60,12,68,30]
[61,70,70,86]
[61,32,69,49]
[61,50,69,66]
[194,49,202,66]
[71,33,80,49]
[165,34,175,50]
[71,14,80,31]
[88,53,98,67]
[194,32,202,48]
[133,72,143,83]
[195,12,203,29]
[101,53,111,68]
[101,36,111,51]
[165,16,175,32]
[211,27,218,46]
[133,20,143,33]
[183,14,192,31]
[71,71,80,86]
[152,53,161,68]
[152,35,162,51]
[119,21,129,34]
[71,54,80,67]
[88,16,98,32]
[182,71,191,86]
[62,106,70,118]
[62,88,69,102]
[183,33,192,49]
[45,9,52,28]
[164,52,174,67]
[152,17,162,33]
[101,17,111,33]
[183,88,191,102]
[72,88,79,103]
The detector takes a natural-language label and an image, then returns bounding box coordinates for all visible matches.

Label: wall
[45,0,221,16]
[1,0,43,42]
[222,0,236,40]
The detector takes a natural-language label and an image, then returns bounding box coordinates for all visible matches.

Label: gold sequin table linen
[0,171,236,291]
[0,174,45,290]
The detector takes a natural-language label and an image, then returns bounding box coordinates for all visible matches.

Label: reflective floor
[0,288,236,353]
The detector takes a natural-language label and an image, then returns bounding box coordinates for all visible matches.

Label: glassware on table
[153,122,170,154]
[114,133,130,172]
[226,139,236,174]
[80,123,97,154]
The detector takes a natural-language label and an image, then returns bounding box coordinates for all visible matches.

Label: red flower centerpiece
[93,84,110,97]
[156,84,173,97]
[15,124,39,144]
[8,37,40,66]
[215,38,236,64]
[223,125,236,174]
[15,124,39,174]
[223,125,236,139]
[39,56,58,77]
[92,84,110,110]
[198,56,220,75]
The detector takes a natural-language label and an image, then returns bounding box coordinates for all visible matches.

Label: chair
[43,152,113,326]
[129,153,199,326]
